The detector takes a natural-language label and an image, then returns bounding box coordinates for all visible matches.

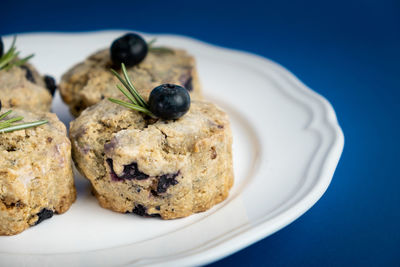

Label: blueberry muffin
[59,33,202,117]
[69,99,233,219]
[0,64,56,112]
[0,37,57,112]
[0,108,76,235]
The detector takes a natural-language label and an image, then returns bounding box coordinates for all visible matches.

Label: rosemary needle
[0,36,34,71]
[109,63,157,118]
[0,100,48,133]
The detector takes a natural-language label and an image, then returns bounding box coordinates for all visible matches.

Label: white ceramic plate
[0,31,344,266]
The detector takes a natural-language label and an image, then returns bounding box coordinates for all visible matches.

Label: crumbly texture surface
[0,64,52,112]
[59,48,202,117]
[70,100,233,219]
[0,109,76,235]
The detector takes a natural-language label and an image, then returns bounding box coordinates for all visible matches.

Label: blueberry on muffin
[59,33,202,117]
[69,70,232,219]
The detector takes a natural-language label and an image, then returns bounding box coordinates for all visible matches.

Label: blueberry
[157,172,179,193]
[0,37,3,57]
[120,162,149,180]
[44,75,57,96]
[132,204,147,216]
[132,204,161,218]
[34,208,53,225]
[149,84,191,120]
[110,33,148,68]
[106,158,149,181]
[20,65,35,83]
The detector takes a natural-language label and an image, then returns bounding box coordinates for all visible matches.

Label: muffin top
[60,48,202,116]
[0,65,52,112]
[0,108,69,169]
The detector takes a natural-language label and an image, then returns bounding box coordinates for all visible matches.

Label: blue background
[1,0,399,266]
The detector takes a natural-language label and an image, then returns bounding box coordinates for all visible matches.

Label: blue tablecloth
[2,0,399,266]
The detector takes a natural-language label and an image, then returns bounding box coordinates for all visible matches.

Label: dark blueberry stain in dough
[131,204,161,218]
[104,139,117,154]
[4,201,22,208]
[132,204,147,216]
[44,75,57,96]
[82,146,91,154]
[179,71,193,91]
[157,172,180,193]
[106,158,149,181]
[151,190,158,197]
[20,65,35,83]
[183,76,193,91]
[34,208,54,225]
[6,146,17,152]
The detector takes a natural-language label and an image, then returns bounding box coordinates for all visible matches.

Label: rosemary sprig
[109,63,157,118]
[0,101,48,133]
[147,38,174,54]
[0,36,34,71]
[0,121,48,133]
